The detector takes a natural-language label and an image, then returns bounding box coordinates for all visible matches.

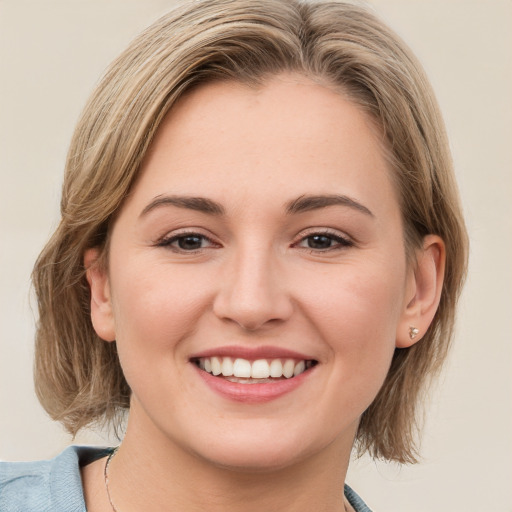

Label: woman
[0,1,468,511]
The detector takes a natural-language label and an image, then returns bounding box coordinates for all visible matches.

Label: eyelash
[293,229,354,252]
[155,231,218,253]
[156,228,353,254]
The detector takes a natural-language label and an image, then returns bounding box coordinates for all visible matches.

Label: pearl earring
[409,326,419,340]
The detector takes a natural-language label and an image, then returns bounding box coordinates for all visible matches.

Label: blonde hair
[33,0,468,463]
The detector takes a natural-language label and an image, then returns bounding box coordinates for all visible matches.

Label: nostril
[212,271,294,331]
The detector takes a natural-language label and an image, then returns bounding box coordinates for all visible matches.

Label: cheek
[301,259,405,379]
[306,260,404,331]
[108,267,214,418]
[108,261,212,372]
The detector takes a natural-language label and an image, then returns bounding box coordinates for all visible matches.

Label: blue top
[0,446,373,511]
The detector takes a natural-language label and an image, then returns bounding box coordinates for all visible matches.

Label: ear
[396,235,446,348]
[84,248,116,342]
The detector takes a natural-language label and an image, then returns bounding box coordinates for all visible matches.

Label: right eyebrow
[139,195,225,217]
[285,194,374,217]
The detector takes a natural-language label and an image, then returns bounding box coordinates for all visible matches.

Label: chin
[199,444,312,474]
[183,424,331,474]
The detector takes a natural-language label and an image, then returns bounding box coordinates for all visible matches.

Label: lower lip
[194,365,314,403]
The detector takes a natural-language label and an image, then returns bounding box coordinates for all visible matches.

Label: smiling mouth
[193,357,317,383]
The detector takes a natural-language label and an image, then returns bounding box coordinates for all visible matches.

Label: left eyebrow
[285,194,374,217]
[140,195,225,217]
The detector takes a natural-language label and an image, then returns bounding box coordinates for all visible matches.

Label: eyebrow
[140,193,373,218]
[285,194,374,217]
[140,195,225,217]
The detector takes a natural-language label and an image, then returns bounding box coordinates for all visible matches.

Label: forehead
[131,74,398,220]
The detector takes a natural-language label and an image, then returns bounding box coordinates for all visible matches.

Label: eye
[295,231,353,251]
[156,232,218,252]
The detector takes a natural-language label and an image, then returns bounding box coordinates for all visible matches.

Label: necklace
[104,447,120,512]
[104,447,349,512]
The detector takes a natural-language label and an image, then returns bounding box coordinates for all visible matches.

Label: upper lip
[189,345,316,361]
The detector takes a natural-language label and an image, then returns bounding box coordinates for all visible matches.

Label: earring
[409,326,419,340]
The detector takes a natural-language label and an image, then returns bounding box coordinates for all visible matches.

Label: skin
[82,74,445,511]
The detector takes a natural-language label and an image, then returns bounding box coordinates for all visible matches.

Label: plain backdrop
[1,1,511,511]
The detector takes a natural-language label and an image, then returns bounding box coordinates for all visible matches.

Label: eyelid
[292,228,354,250]
[154,228,221,252]
[153,226,353,252]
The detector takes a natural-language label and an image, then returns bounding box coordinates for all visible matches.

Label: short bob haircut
[33,0,468,464]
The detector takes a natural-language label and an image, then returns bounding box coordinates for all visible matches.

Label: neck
[108,411,355,512]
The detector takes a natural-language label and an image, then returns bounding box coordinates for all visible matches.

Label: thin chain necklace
[104,447,120,512]
[104,447,349,512]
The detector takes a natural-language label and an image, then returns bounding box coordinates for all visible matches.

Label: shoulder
[0,445,112,512]
[345,483,373,512]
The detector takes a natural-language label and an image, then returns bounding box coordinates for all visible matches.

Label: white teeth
[282,359,295,379]
[269,359,283,378]
[211,356,222,376]
[251,359,270,378]
[221,357,234,376]
[233,358,252,378]
[293,360,305,376]
[197,356,313,380]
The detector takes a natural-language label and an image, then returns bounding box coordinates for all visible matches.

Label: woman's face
[89,74,418,470]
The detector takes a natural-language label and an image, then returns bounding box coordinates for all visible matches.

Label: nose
[213,247,293,332]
